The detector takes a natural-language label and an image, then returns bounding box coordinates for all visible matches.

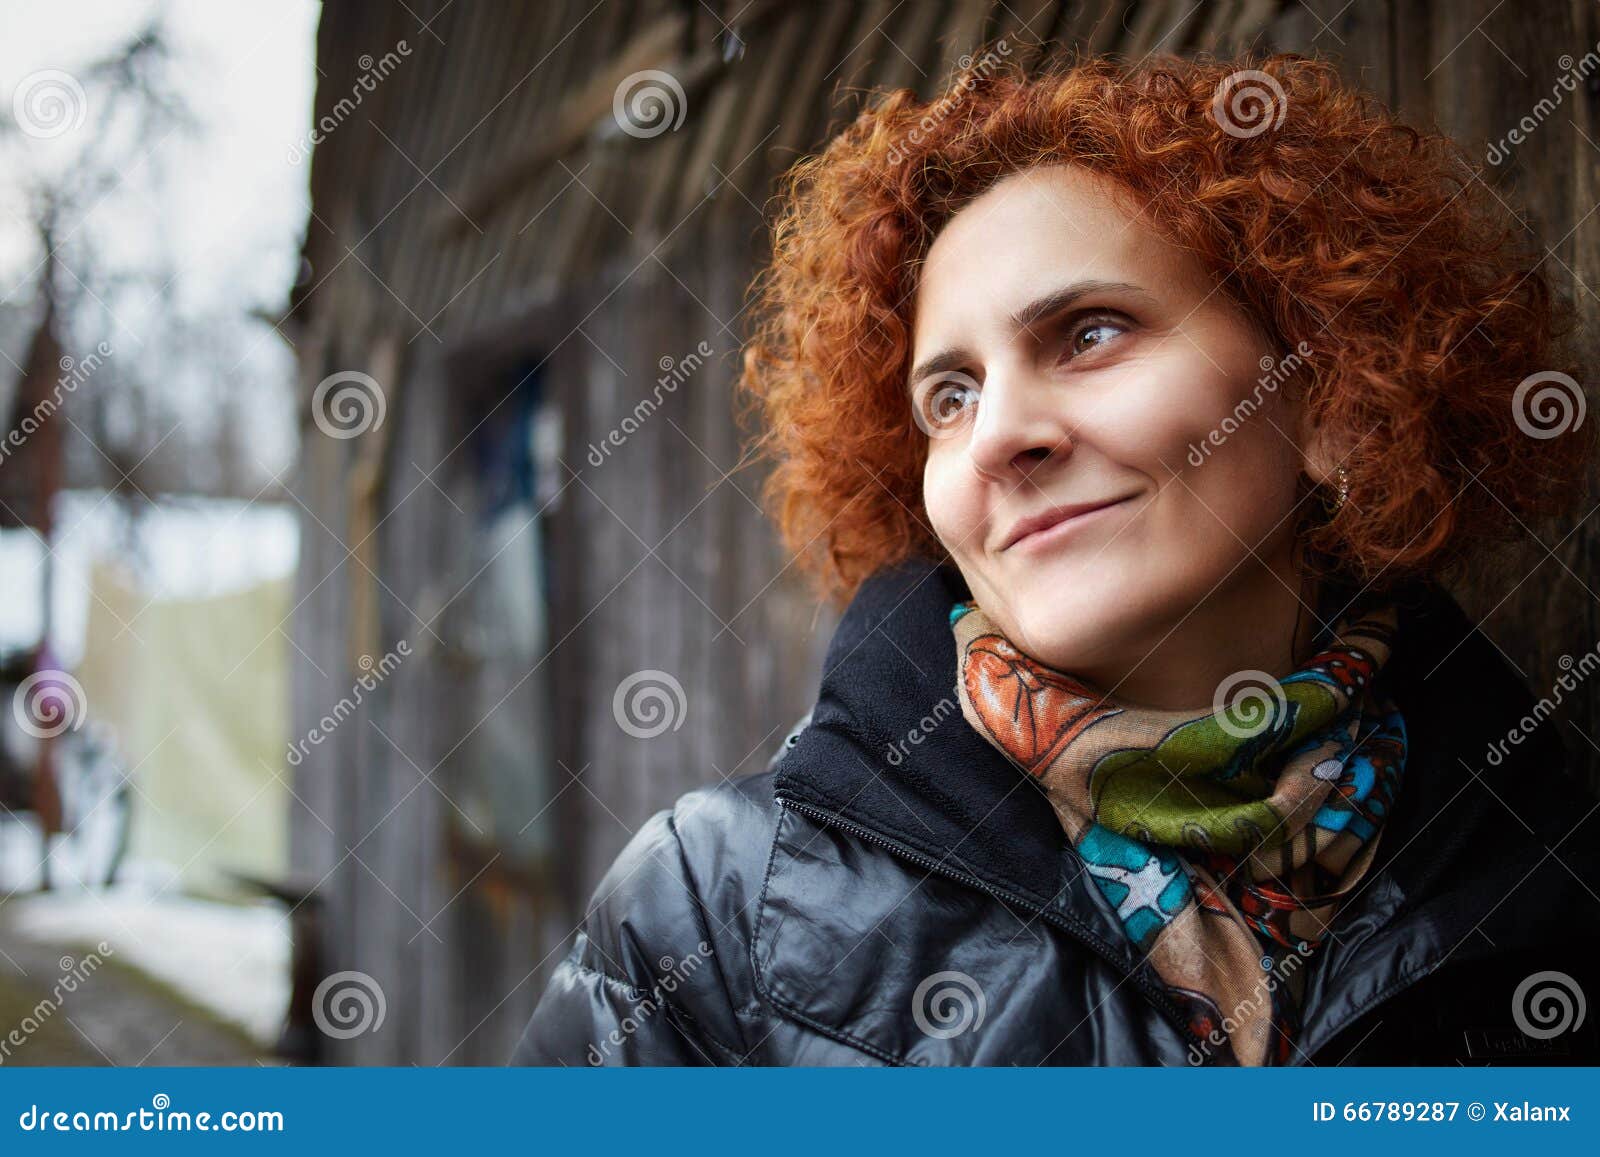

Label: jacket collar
[772,557,1598,976]
[774,559,1075,911]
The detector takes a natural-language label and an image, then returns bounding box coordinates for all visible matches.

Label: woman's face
[911,164,1323,700]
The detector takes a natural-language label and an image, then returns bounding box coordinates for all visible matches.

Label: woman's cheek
[923,452,980,556]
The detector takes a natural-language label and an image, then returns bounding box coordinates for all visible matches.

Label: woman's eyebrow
[1008,278,1151,331]
[906,349,971,391]
[908,280,1155,389]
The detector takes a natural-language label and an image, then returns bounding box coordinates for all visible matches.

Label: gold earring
[1335,464,1349,511]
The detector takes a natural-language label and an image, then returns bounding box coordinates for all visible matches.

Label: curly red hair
[737,49,1594,605]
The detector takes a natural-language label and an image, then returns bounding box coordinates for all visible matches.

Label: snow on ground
[1,872,290,1049]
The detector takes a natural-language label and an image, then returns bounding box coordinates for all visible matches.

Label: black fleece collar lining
[775,559,1066,903]
[772,556,1582,935]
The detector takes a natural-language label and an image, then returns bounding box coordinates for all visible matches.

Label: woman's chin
[1000,601,1145,682]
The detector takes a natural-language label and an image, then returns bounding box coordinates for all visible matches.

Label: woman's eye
[1063,315,1128,360]
[912,371,980,437]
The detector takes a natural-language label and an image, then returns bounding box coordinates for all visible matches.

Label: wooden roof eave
[429,0,791,242]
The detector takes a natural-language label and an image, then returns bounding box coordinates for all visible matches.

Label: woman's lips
[1001,496,1134,552]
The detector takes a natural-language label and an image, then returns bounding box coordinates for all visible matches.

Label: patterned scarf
[950,599,1407,1066]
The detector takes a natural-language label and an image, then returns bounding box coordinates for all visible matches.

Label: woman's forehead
[914,167,1206,334]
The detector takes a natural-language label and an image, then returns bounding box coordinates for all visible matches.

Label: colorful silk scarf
[950,600,1407,1066]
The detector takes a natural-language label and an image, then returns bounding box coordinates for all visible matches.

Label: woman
[514,51,1600,1065]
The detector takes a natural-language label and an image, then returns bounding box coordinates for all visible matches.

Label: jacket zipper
[779,795,1213,1064]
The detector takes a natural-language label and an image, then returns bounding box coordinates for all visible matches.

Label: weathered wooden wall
[287,0,1600,1065]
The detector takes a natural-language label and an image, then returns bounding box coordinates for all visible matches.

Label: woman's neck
[1078,562,1323,712]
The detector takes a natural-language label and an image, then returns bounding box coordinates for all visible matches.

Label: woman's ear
[1294,399,1351,489]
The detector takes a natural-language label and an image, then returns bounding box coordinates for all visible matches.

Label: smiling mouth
[1001,495,1135,552]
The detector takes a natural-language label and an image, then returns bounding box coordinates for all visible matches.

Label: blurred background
[0,0,1596,1066]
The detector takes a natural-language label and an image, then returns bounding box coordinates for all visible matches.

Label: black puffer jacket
[513,560,1600,1065]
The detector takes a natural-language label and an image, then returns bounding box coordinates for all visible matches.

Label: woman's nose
[966,373,1072,480]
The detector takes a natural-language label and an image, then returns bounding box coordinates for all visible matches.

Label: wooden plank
[872,0,945,97]
[723,8,813,208]
[415,1,526,331]
[986,0,1065,72]
[932,0,1001,96]
[443,0,585,342]
[1123,0,1207,57]
[769,0,862,166]
[1568,0,1600,799]
[441,9,690,237]
[822,0,902,126]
